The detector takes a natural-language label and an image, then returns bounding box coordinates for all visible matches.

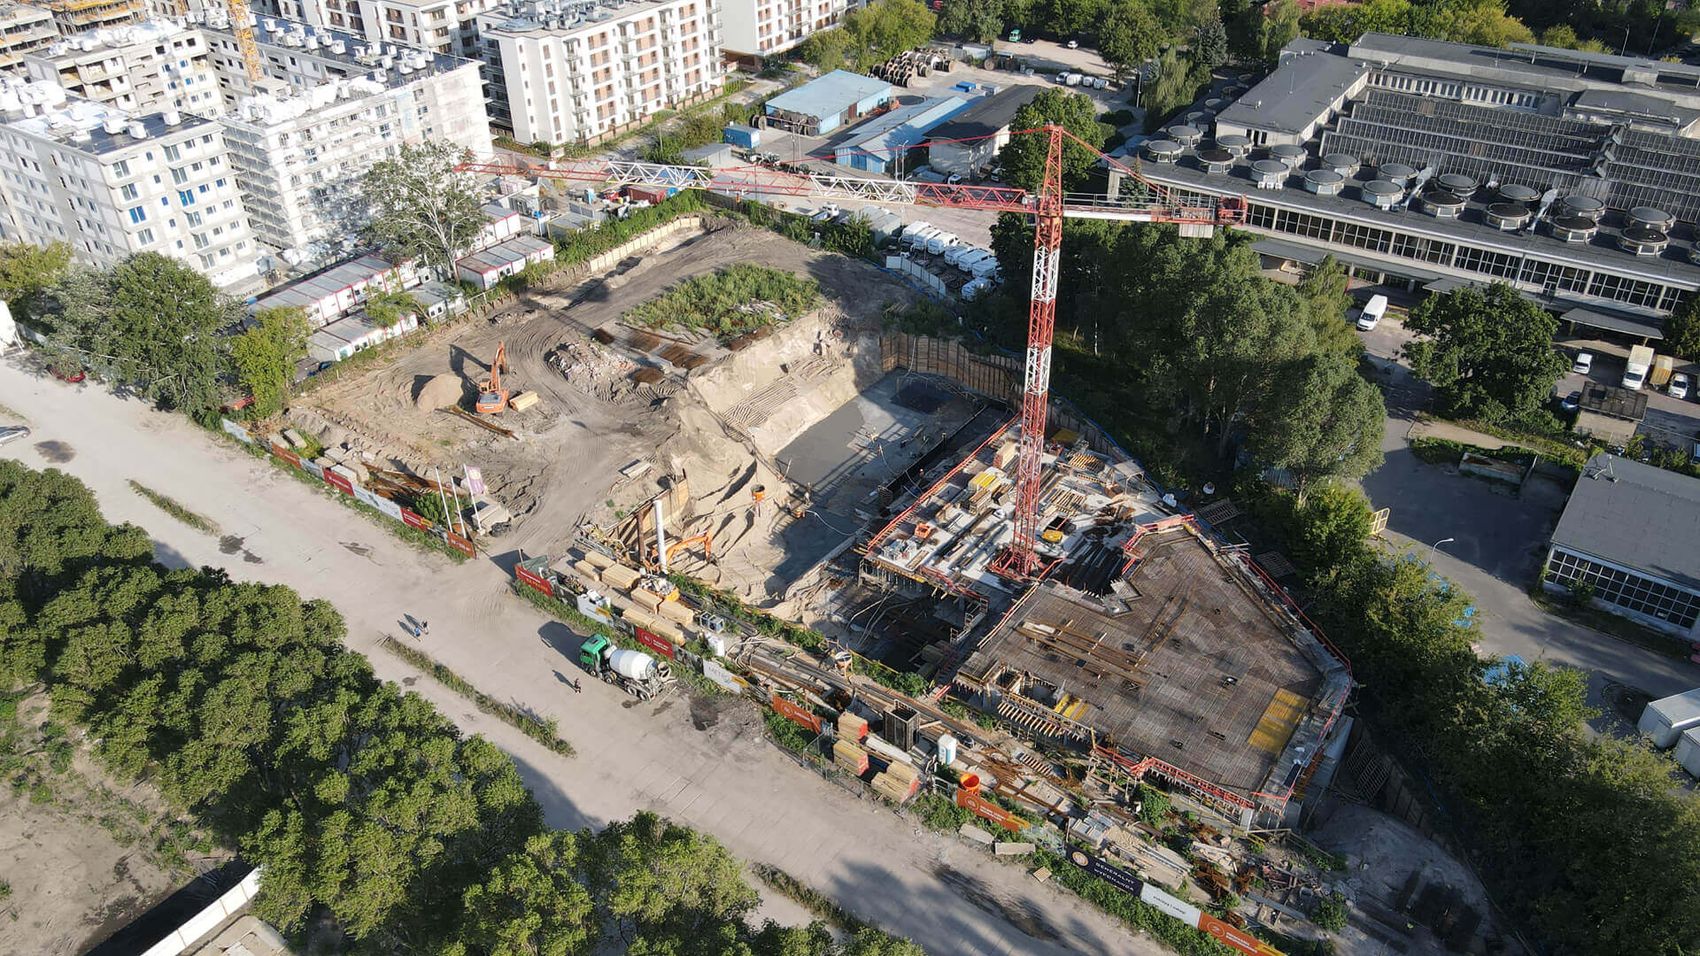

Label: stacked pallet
[871,760,921,803]
[833,740,869,775]
[837,711,869,743]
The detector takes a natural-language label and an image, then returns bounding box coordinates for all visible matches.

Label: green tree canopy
[1294,257,1361,356]
[0,240,71,322]
[1098,0,1164,78]
[1252,351,1386,500]
[1302,0,1532,46]
[1663,295,1700,361]
[1402,282,1566,425]
[44,253,242,417]
[937,0,1005,41]
[799,0,936,72]
[998,90,1111,191]
[232,306,310,419]
[362,141,488,274]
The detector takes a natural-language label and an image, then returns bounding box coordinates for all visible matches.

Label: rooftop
[926,85,1041,143]
[837,95,966,154]
[479,0,685,35]
[1215,42,1370,135]
[0,78,215,154]
[1579,380,1649,421]
[251,253,400,312]
[765,70,891,121]
[1554,454,1700,590]
[458,233,552,273]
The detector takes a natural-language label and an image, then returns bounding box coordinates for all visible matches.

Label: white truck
[1624,344,1655,390]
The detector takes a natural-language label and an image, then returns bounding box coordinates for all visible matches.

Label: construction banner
[400,508,432,531]
[325,470,354,495]
[634,627,676,659]
[220,418,253,444]
[954,787,1026,833]
[1139,882,1202,926]
[770,694,821,734]
[703,659,748,694]
[302,459,325,481]
[369,494,404,522]
[515,562,553,596]
[1198,913,1264,956]
[445,531,476,557]
[271,445,301,468]
[1069,850,1143,896]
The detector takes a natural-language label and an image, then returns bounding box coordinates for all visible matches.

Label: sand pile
[415,373,464,410]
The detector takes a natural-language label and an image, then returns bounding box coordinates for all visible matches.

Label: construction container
[1677,727,1700,778]
[834,740,870,775]
[600,563,642,590]
[723,123,760,149]
[656,599,696,627]
[627,185,671,205]
[1639,687,1700,748]
[508,390,540,412]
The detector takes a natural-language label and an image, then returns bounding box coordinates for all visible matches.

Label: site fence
[221,418,477,558]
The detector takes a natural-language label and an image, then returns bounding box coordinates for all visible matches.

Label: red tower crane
[460,125,1244,578]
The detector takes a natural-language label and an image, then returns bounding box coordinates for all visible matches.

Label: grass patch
[381,636,574,757]
[913,791,975,832]
[1409,436,1532,467]
[623,264,820,340]
[127,480,218,534]
[1033,848,1240,956]
[762,708,818,755]
[751,863,872,932]
[1442,417,1587,469]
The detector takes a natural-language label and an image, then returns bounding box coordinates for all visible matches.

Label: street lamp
[1428,537,1455,564]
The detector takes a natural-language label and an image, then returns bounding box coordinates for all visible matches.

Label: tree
[802,0,937,72]
[1252,351,1385,501]
[46,253,242,417]
[1284,483,1373,583]
[362,141,488,275]
[585,811,759,955]
[1192,16,1228,69]
[1255,0,1301,63]
[232,306,309,418]
[1295,257,1361,356]
[796,28,853,71]
[451,832,597,956]
[938,0,1004,42]
[1537,24,1608,52]
[0,241,71,322]
[1098,0,1163,79]
[1402,282,1567,425]
[998,90,1110,191]
[840,929,927,956]
[364,288,420,329]
[1664,296,1700,361]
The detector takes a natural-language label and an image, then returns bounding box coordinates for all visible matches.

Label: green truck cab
[579,634,611,671]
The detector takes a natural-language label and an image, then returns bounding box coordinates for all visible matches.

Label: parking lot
[1554,336,1700,450]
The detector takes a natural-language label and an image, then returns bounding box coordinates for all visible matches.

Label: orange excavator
[475,342,509,414]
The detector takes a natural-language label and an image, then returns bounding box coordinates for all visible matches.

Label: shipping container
[1639,687,1700,748]
[626,185,671,205]
[723,123,761,150]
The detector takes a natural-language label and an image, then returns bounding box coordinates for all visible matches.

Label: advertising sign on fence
[770,694,821,734]
[324,470,354,495]
[1068,850,1143,896]
[271,445,301,468]
[1138,882,1202,926]
[955,787,1027,832]
[576,593,616,624]
[369,493,403,521]
[703,659,748,694]
[302,459,325,480]
[444,531,476,557]
[221,418,253,444]
[515,562,553,596]
[634,627,677,659]
[1197,914,1267,956]
[353,486,383,511]
[400,508,431,530]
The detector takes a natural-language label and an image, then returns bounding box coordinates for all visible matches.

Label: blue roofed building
[764,70,894,135]
[833,96,971,173]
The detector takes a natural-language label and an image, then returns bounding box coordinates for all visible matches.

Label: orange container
[959,773,980,793]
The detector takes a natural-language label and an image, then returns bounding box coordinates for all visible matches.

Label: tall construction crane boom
[224,0,263,81]
[462,125,1244,577]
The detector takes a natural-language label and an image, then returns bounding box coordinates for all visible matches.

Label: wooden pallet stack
[833,740,869,775]
[871,760,921,803]
[836,711,869,743]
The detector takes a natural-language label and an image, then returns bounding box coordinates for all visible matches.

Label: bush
[1312,893,1348,932]
[624,264,821,339]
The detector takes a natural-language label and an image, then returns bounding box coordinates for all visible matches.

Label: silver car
[0,425,30,445]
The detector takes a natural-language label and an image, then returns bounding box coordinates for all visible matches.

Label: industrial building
[762,68,891,135]
[719,0,849,59]
[925,84,1039,179]
[0,74,260,288]
[476,0,723,146]
[1545,454,1700,639]
[860,421,1351,826]
[832,95,966,174]
[22,20,221,113]
[0,3,60,69]
[1134,33,1700,334]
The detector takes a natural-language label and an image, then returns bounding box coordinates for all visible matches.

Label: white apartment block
[720,0,846,58]
[259,0,500,59]
[43,0,145,33]
[0,77,259,287]
[477,0,722,146]
[188,11,493,255]
[0,3,59,69]
[23,20,221,114]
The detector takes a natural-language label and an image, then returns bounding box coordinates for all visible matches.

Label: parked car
[0,425,29,446]
[1558,391,1581,413]
[1673,373,1691,400]
[1355,294,1388,331]
[1572,351,1594,375]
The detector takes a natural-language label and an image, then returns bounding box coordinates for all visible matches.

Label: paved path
[0,364,1157,956]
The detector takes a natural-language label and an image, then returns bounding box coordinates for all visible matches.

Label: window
[172,166,189,185]
[110,159,130,177]
[127,205,146,223]
[1546,547,1700,629]
[164,144,181,161]
[178,189,196,206]
[120,183,138,201]
[136,227,154,244]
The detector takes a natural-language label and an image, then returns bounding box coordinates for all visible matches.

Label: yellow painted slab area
[1248,688,1306,754]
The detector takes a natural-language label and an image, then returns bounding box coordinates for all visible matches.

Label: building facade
[23,20,221,113]
[44,0,144,32]
[719,0,846,59]
[0,3,59,69]
[0,77,259,288]
[260,0,500,59]
[477,0,722,145]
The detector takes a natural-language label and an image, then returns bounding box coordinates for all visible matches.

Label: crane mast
[225,0,264,82]
[460,125,1244,577]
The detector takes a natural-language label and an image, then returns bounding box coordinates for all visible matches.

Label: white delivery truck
[1624,344,1655,390]
[1356,294,1388,331]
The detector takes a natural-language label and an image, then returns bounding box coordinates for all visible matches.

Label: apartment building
[0,76,259,287]
[260,0,501,59]
[477,0,721,145]
[190,12,492,253]
[720,0,846,59]
[22,20,221,114]
[43,0,144,32]
[0,3,59,69]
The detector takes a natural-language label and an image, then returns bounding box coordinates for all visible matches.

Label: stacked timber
[582,550,615,570]
[871,760,921,803]
[572,559,600,581]
[623,608,686,645]
[601,563,642,590]
[630,587,665,612]
[837,711,869,743]
[656,599,695,627]
[508,390,540,412]
[833,740,870,775]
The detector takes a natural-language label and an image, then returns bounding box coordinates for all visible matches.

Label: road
[0,363,1159,956]
[1353,316,1698,715]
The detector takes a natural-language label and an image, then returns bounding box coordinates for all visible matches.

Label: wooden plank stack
[656,599,696,627]
[871,760,921,803]
[833,740,869,776]
[836,711,869,743]
[630,587,665,611]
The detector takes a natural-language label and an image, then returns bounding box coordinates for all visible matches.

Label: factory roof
[837,96,967,155]
[765,70,891,121]
[1352,32,1700,96]
[1553,454,1700,590]
[1215,43,1370,135]
[251,253,401,312]
[926,85,1042,143]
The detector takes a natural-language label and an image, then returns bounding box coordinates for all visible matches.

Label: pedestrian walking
[571,679,582,694]
[406,621,422,639]
[421,621,430,634]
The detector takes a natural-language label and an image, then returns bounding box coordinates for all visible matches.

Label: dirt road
[0,365,1164,956]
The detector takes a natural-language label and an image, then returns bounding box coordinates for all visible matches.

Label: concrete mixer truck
[578,635,674,700]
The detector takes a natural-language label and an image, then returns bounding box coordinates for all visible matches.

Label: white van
[898,221,932,244]
[926,233,957,256]
[944,244,977,267]
[957,249,993,273]
[1356,294,1388,331]
[905,224,939,249]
